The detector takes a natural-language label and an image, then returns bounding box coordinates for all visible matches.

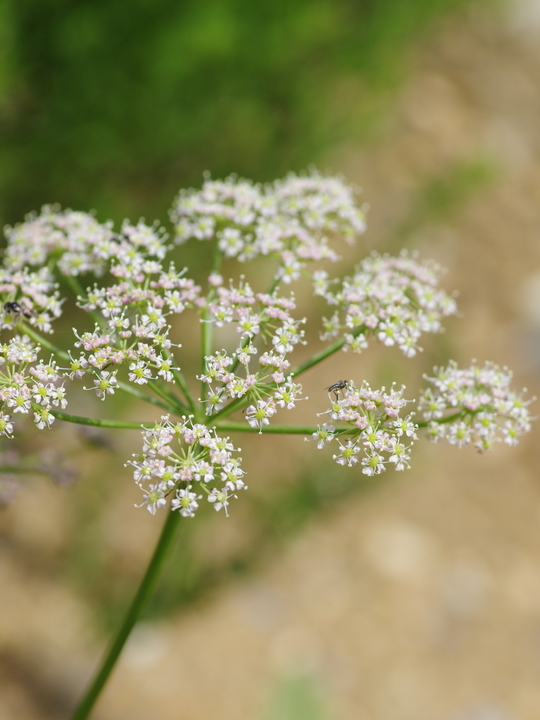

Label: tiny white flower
[208,487,232,515]
[171,486,201,517]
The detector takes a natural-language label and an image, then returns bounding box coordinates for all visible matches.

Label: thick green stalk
[71,509,182,720]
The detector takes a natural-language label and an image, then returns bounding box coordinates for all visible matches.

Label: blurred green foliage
[264,672,330,720]
[0,0,479,227]
[393,156,495,245]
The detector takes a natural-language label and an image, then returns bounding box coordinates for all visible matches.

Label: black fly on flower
[326,379,349,402]
[3,301,32,319]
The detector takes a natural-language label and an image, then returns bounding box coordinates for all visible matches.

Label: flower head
[418,361,534,452]
[170,171,366,282]
[319,380,417,475]
[317,251,457,357]
[130,417,246,515]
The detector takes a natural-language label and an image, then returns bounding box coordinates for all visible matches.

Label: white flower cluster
[73,254,200,399]
[419,360,533,451]
[200,278,305,425]
[130,416,246,516]
[314,250,458,357]
[0,267,63,333]
[0,168,532,517]
[3,207,178,283]
[21,219,197,399]
[4,206,115,276]
[315,380,417,475]
[170,170,366,281]
[0,336,67,436]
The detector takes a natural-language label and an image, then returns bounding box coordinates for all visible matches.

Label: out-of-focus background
[1,0,540,718]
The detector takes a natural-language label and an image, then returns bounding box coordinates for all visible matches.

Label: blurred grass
[0,0,485,227]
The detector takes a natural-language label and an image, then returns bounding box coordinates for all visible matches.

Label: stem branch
[51,410,148,429]
[290,325,366,378]
[200,243,222,405]
[166,355,198,415]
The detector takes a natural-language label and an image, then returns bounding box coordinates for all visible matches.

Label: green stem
[64,274,84,301]
[416,409,467,428]
[200,243,222,405]
[22,324,70,362]
[289,325,367,378]
[71,509,182,720]
[64,275,106,330]
[116,381,176,414]
[147,379,189,416]
[210,396,249,423]
[216,410,469,435]
[0,464,54,476]
[165,354,198,415]
[229,336,251,376]
[267,275,281,295]
[51,410,148,429]
[214,421,347,435]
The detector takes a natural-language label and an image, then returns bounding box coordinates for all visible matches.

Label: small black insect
[326,379,349,402]
[3,301,32,319]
